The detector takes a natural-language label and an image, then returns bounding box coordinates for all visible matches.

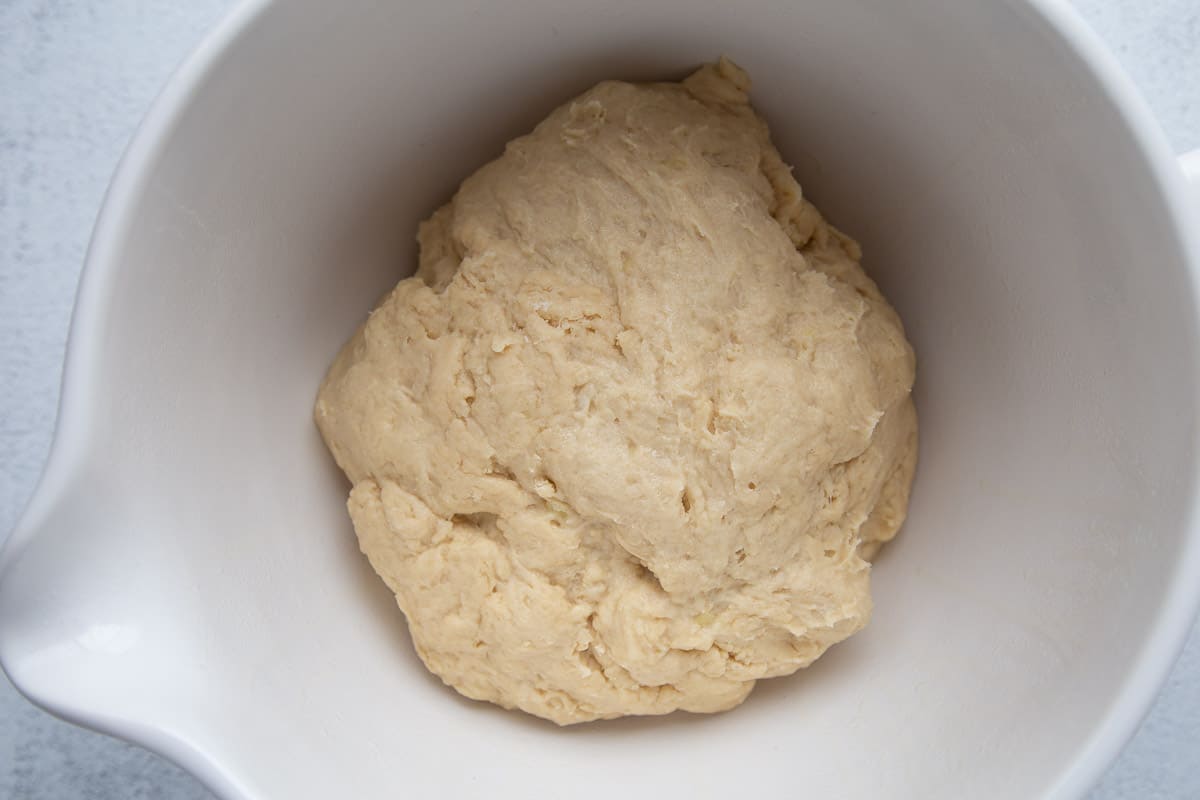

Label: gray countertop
[1,1,1198,797]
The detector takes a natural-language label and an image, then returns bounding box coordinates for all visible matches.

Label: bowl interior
[3,0,1197,798]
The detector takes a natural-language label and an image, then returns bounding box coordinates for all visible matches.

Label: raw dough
[315,59,917,725]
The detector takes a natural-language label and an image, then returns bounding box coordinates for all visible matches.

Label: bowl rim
[1022,1,1200,796]
[2,0,1199,797]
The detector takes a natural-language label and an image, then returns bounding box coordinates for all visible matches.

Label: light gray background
[1,1,1197,797]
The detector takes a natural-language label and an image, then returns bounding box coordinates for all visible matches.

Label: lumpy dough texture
[315,59,917,725]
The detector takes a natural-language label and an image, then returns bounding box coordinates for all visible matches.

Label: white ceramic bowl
[2,1,1199,798]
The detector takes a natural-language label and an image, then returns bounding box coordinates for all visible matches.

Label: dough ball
[315,58,917,725]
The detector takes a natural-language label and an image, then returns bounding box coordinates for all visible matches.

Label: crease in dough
[315,58,918,725]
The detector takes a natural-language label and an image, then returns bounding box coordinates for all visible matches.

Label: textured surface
[315,61,917,724]
[0,0,1196,796]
